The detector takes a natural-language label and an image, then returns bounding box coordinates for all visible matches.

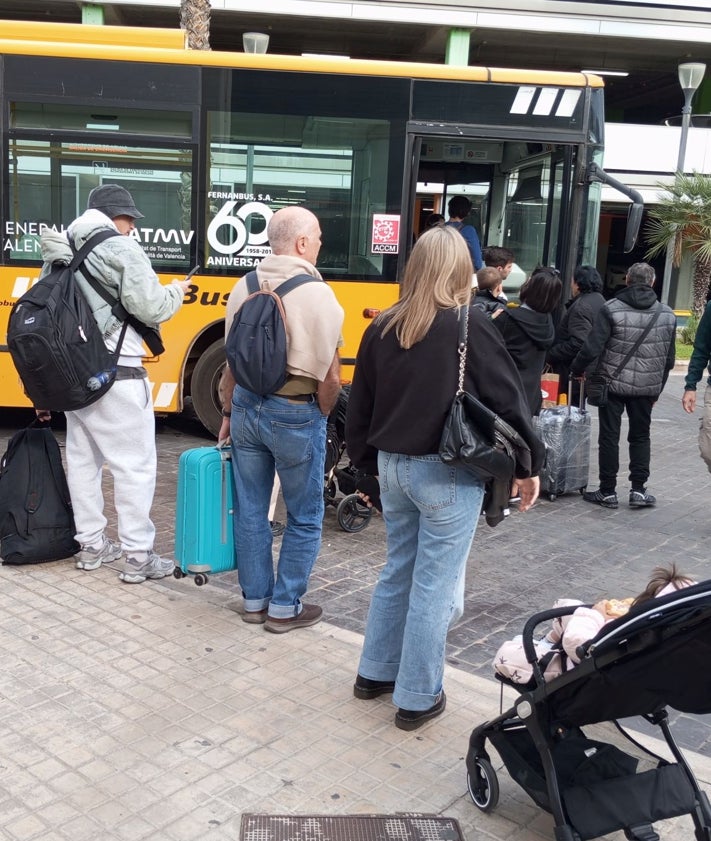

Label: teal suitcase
[174,446,237,585]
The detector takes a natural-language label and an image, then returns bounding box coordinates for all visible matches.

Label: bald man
[220,206,344,633]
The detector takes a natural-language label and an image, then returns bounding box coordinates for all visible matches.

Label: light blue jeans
[358,452,485,711]
[229,386,326,618]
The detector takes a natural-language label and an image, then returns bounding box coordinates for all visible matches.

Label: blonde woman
[345,226,543,730]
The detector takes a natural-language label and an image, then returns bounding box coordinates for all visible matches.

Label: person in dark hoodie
[547,265,606,402]
[571,262,676,510]
[492,266,562,415]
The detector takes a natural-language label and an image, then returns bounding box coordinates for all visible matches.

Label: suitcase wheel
[549,493,557,501]
[173,567,186,579]
[194,572,209,586]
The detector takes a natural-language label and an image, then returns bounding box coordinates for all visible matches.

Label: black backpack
[0,422,79,565]
[7,230,128,412]
[225,271,316,396]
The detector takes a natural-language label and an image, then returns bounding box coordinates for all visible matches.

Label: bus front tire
[191,338,225,437]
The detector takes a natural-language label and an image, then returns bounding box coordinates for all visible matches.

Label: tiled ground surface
[153,372,711,757]
[0,559,709,841]
[0,369,710,841]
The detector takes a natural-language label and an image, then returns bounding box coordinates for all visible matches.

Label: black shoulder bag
[439,306,531,482]
[586,304,661,407]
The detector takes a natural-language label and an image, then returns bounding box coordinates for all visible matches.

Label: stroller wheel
[467,757,499,812]
[336,494,373,532]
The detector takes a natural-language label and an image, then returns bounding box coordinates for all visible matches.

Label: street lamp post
[661,62,706,306]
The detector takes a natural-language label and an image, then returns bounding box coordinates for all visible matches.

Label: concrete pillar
[82,4,104,25]
[445,29,471,66]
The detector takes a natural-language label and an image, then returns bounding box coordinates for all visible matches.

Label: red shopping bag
[540,371,560,408]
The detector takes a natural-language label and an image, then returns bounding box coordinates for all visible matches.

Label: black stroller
[324,385,373,533]
[466,580,711,841]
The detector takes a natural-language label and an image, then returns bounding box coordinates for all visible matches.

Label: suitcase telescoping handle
[566,379,586,413]
[218,445,232,545]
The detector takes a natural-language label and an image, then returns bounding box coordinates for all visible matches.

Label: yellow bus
[0,21,640,434]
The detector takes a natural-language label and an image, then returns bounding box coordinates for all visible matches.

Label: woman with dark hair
[547,264,606,401]
[493,266,562,415]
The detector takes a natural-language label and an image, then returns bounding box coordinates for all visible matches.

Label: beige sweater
[225,255,344,390]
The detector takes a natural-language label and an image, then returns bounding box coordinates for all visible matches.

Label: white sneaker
[118,551,174,584]
[75,538,123,571]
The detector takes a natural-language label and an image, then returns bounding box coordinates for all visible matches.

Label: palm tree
[180,0,211,50]
[645,172,711,317]
[178,0,209,230]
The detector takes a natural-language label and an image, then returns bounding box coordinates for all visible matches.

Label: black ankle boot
[353,674,396,700]
[395,691,447,730]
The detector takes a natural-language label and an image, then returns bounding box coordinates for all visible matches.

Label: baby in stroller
[468,564,711,841]
[494,564,695,685]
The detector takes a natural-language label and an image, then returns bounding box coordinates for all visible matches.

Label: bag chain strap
[457,305,469,395]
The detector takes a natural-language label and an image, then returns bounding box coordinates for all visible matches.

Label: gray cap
[87,184,144,220]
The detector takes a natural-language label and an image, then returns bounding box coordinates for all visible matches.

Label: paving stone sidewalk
[0,560,708,841]
[150,372,711,757]
[0,371,709,841]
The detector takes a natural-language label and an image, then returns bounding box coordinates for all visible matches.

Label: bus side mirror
[587,163,644,255]
[624,202,643,253]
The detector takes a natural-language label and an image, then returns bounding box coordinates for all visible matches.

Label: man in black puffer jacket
[571,263,676,509]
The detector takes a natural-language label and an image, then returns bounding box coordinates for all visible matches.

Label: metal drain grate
[240,814,464,841]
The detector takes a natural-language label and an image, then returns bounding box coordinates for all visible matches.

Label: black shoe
[353,675,396,700]
[395,691,447,731]
[582,489,618,509]
[629,489,656,508]
[270,520,285,537]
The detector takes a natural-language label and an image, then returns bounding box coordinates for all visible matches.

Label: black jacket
[345,305,544,478]
[548,291,606,375]
[493,306,555,415]
[473,288,506,316]
[571,284,676,397]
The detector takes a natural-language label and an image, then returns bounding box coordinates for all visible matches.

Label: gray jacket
[39,209,183,343]
[571,284,676,398]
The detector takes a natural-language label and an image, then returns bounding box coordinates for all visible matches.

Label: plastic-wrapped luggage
[174,446,236,585]
[533,394,590,501]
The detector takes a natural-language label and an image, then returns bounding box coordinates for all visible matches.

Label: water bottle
[86,367,116,391]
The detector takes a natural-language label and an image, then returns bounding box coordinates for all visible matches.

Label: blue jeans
[358,452,485,711]
[229,386,326,618]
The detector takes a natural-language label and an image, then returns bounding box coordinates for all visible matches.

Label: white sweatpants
[65,378,156,552]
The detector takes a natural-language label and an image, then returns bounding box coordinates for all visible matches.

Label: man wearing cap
[37,184,192,583]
